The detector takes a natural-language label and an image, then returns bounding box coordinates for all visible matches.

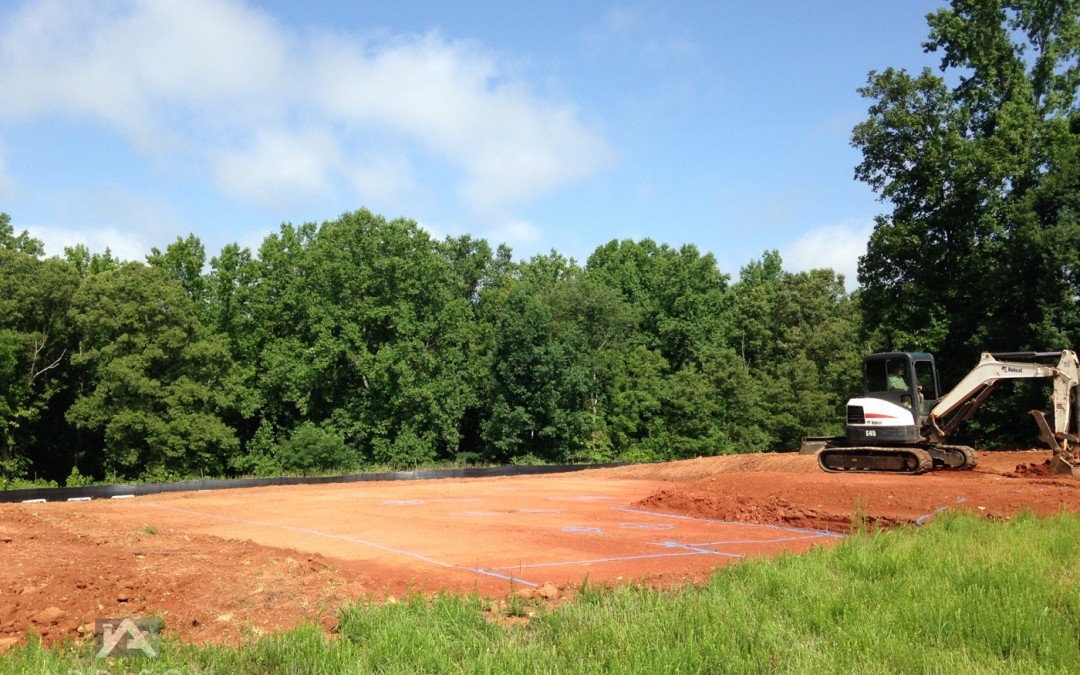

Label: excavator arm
[925,350,1080,475]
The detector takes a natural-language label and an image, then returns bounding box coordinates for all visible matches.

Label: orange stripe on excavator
[865,413,898,419]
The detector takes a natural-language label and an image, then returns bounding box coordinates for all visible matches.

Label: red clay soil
[619,450,1079,531]
[0,449,1074,652]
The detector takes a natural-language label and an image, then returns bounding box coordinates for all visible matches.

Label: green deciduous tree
[148,234,208,308]
[586,239,759,458]
[277,422,353,474]
[853,0,1080,444]
[0,203,876,479]
[63,244,121,277]
[728,253,862,450]
[0,238,80,482]
[481,254,592,463]
[312,213,480,466]
[243,210,482,468]
[66,263,242,478]
[854,0,1080,364]
[0,212,45,257]
[586,239,730,370]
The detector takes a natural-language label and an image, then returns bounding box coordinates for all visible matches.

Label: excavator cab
[862,352,940,423]
[819,351,966,474]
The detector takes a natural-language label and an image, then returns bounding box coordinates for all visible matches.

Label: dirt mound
[1009,460,1053,478]
[636,487,856,533]
[0,505,381,650]
[594,449,1063,482]
[590,452,819,481]
[631,450,1079,534]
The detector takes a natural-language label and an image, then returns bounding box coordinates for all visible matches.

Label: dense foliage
[853,0,1080,442]
[0,209,860,483]
[2,0,1077,483]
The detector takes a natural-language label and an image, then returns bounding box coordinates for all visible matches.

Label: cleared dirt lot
[1,450,1075,649]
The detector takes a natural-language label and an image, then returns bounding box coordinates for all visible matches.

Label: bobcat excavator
[809,350,1080,476]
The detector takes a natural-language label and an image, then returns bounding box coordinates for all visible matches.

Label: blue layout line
[611,506,845,539]
[680,534,831,547]
[915,496,973,525]
[141,502,540,587]
[651,540,745,556]
[139,498,848,592]
[485,549,739,572]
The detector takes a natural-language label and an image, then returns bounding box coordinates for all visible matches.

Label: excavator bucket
[1030,409,1080,477]
[1048,454,1080,478]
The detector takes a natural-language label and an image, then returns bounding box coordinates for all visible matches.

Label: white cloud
[213,129,341,207]
[24,186,187,262]
[0,142,13,198]
[28,223,148,264]
[0,0,610,215]
[343,151,415,206]
[781,219,872,291]
[307,31,612,214]
[485,218,541,253]
[0,0,287,151]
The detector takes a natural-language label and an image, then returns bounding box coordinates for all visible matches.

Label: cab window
[867,358,909,393]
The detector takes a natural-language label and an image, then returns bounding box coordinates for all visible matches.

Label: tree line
[2,0,1077,486]
[0,210,861,485]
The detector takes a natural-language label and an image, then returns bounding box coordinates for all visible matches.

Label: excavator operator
[887,364,907,391]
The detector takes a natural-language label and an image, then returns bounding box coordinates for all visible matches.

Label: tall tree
[147,234,208,308]
[66,263,242,479]
[0,245,79,482]
[243,211,481,468]
[436,234,497,459]
[0,212,45,258]
[728,253,862,451]
[853,0,1080,379]
[586,239,731,370]
[200,241,267,474]
[207,242,257,346]
[585,239,753,458]
[481,253,591,463]
[63,244,121,277]
[240,220,320,457]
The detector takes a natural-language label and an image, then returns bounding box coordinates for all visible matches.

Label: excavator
[806,350,1080,476]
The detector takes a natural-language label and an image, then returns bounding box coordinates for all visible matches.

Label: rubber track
[818,447,934,475]
[934,444,978,470]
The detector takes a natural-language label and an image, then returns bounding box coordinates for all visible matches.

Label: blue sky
[0,0,947,289]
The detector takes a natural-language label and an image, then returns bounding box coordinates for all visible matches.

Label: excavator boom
[926,351,1078,444]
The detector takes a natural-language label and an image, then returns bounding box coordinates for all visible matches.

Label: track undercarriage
[818,444,978,475]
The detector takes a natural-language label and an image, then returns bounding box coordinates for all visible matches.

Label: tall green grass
[5,511,1079,674]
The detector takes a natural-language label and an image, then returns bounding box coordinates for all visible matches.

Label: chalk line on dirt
[141,502,541,587]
